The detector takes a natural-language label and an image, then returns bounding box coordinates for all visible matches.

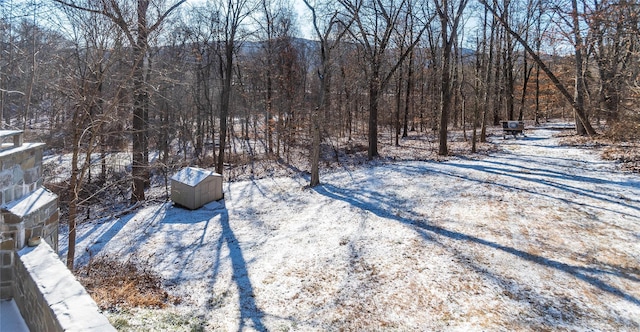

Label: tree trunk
[310,108,321,187]
[131,0,150,202]
[438,52,451,156]
[395,66,402,146]
[67,110,80,270]
[217,45,233,174]
[368,72,380,159]
[571,0,588,135]
[403,50,414,138]
[481,7,495,143]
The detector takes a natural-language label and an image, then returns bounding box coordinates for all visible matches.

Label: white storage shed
[171,167,223,210]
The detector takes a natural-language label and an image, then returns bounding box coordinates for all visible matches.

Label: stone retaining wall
[0,131,114,331]
[15,242,115,331]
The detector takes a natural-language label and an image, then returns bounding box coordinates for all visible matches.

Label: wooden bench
[502,121,526,139]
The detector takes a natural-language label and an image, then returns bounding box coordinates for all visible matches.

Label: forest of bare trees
[1,0,639,266]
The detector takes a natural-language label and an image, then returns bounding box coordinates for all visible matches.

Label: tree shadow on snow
[313,183,640,313]
[76,201,267,331]
[396,160,640,221]
[158,202,267,331]
[443,161,640,219]
[72,212,139,266]
[218,207,267,332]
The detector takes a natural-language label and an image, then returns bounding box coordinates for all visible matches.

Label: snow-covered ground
[60,128,640,331]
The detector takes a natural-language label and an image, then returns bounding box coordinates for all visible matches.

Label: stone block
[46,211,59,225]
[34,148,43,164]
[24,167,39,185]
[0,171,12,188]
[0,279,12,288]
[44,232,58,253]
[30,225,42,238]
[1,251,13,266]
[14,185,25,201]
[0,265,12,282]
[1,157,15,171]
[13,132,23,146]
[22,156,35,170]
[0,238,15,250]
[22,215,35,229]
[2,212,21,224]
[12,165,24,184]
[0,284,13,300]
[1,221,19,232]
[4,188,13,203]
[1,227,24,249]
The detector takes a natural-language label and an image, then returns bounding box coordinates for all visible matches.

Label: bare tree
[480,0,597,136]
[570,0,590,135]
[54,0,187,201]
[435,0,469,155]
[303,0,353,186]
[213,0,255,175]
[340,0,429,159]
[587,0,638,125]
[53,6,123,269]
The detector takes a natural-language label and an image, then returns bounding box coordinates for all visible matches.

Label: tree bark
[131,2,148,201]
[402,49,414,138]
[368,72,380,158]
[571,0,588,135]
[217,43,233,174]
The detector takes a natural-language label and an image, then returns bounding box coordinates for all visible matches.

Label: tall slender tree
[214,0,255,175]
[304,0,353,186]
[435,0,469,155]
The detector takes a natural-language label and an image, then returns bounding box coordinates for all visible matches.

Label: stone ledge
[17,242,115,332]
[0,142,45,159]
[4,188,57,219]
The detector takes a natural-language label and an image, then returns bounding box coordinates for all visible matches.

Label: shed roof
[171,167,218,187]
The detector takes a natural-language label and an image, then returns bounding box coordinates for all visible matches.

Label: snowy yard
[60,128,640,331]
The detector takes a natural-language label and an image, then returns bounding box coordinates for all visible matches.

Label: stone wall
[0,137,58,300]
[14,242,115,332]
[0,239,14,299]
[13,245,63,331]
[0,130,114,331]
[0,142,44,205]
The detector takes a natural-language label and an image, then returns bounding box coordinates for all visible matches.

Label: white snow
[170,167,220,187]
[0,142,45,157]
[4,188,57,217]
[60,128,640,331]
